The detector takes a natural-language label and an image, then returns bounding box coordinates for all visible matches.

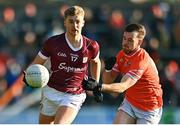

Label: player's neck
[66,33,82,48]
[66,33,81,43]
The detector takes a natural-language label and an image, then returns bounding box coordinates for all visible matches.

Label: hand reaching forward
[82,77,102,91]
[82,77,103,102]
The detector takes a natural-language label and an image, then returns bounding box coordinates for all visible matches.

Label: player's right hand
[82,77,102,91]
[23,71,29,86]
[104,56,116,70]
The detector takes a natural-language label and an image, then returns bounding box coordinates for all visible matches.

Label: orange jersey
[112,48,163,111]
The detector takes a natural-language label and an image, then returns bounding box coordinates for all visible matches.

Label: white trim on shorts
[118,98,163,124]
[40,85,86,116]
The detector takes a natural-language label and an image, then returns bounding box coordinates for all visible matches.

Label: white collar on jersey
[65,33,83,51]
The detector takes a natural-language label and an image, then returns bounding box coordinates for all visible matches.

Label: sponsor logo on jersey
[58,62,87,72]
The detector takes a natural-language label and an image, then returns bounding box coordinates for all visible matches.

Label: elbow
[120,89,126,93]
[116,89,125,93]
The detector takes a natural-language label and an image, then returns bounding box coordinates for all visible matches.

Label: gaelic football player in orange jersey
[83,23,163,124]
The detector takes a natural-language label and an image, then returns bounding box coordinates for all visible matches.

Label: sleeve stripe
[128,70,141,79]
[125,73,138,81]
[38,51,48,60]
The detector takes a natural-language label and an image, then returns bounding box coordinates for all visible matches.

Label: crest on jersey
[124,61,131,67]
[57,52,67,57]
[119,58,124,62]
[83,57,88,63]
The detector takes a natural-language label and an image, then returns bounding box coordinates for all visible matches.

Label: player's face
[122,31,141,54]
[64,15,84,36]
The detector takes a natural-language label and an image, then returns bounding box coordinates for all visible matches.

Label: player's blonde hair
[125,23,146,40]
[64,5,85,19]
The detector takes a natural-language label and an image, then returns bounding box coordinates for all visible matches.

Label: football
[25,64,49,88]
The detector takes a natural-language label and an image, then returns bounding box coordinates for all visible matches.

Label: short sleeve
[88,40,100,60]
[38,38,52,59]
[112,51,122,73]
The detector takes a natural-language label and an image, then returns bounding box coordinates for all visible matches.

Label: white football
[25,64,49,88]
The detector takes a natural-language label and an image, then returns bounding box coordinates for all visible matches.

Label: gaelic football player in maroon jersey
[23,5,101,124]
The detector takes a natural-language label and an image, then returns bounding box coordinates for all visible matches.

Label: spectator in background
[23,5,101,124]
[83,23,163,124]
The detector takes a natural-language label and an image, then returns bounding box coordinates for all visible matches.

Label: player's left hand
[104,56,116,70]
[82,77,102,91]
[93,90,103,102]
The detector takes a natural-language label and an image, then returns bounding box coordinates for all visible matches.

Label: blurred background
[0,0,180,124]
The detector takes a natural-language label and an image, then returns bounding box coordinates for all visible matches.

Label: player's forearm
[101,75,137,93]
[102,71,112,84]
[101,83,126,93]
[102,70,118,84]
[90,59,101,82]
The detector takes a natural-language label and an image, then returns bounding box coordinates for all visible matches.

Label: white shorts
[118,98,163,124]
[40,85,86,116]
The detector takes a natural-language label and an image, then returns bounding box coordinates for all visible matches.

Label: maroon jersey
[38,33,99,94]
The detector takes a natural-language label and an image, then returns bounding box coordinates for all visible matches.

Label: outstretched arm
[101,74,137,93]
[83,74,137,94]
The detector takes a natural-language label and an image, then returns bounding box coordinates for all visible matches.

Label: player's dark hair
[125,23,146,39]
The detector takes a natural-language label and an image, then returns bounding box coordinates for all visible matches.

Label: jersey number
[71,55,78,62]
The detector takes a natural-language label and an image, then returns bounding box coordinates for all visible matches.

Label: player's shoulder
[116,50,124,57]
[130,48,151,66]
[138,48,150,59]
[82,35,98,44]
[82,35,99,49]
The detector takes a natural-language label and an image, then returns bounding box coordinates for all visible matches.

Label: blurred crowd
[0,1,180,108]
